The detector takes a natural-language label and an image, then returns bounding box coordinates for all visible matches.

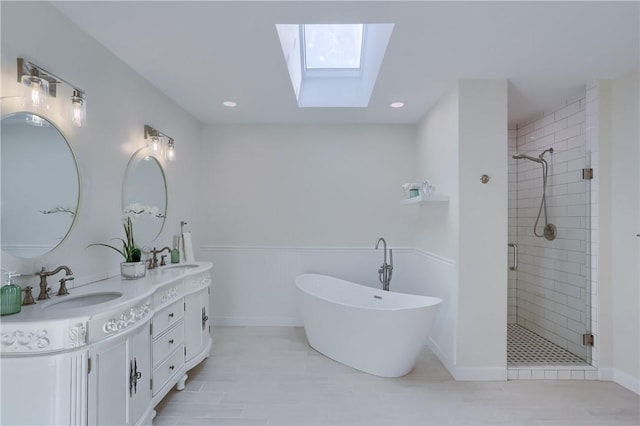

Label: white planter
[121,262,146,279]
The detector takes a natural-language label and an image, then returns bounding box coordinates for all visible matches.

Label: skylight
[276,23,394,108]
[303,24,363,69]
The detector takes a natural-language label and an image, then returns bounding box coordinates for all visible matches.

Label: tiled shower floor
[507,324,595,380]
[507,323,585,364]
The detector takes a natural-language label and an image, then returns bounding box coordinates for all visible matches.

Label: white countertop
[0,261,212,354]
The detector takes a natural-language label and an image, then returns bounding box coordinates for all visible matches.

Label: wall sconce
[144,124,176,162]
[17,58,88,127]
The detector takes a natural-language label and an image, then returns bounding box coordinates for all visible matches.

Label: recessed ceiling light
[390,102,405,108]
[223,101,237,108]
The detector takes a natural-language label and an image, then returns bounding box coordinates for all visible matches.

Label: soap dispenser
[1,272,22,316]
[171,235,180,264]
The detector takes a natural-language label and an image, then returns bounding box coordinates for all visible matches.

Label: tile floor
[154,326,639,426]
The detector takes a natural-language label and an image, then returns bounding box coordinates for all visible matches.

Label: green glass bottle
[171,236,180,264]
[1,272,22,316]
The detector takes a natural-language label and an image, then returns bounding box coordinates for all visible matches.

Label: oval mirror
[1,113,80,258]
[122,149,167,249]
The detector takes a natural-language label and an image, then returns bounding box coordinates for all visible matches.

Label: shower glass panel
[509,146,592,364]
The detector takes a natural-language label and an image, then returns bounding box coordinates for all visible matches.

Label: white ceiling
[52,1,639,125]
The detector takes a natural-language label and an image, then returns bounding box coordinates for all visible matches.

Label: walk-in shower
[508,110,593,372]
[512,148,557,241]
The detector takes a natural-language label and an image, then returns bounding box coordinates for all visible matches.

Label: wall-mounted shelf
[399,195,449,206]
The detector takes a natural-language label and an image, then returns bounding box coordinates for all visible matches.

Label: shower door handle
[508,243,518,271]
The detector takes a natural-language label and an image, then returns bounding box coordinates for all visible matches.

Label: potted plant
[89,204,164,279]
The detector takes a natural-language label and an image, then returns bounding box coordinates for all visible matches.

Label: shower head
[512,153,543,163]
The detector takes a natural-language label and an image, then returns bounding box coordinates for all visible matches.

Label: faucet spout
[36,265,73,300]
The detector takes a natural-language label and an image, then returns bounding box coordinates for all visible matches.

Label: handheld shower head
[512,153,542,163]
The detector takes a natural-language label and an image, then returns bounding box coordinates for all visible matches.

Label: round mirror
[122,149,167,249]
[1,113,80,258]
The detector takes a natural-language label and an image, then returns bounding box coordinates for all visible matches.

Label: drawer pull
[168,339,174,345]
[169,365,175,371]
[168,312,174,319]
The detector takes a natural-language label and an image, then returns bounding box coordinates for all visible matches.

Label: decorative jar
[120,262,146,280]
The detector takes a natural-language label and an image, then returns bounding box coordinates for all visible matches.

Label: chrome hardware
[202,307,209,330]
[508,243,518,271]
[375,237,393,291]
[149,246,171,269]
[22,286,35,305]
[57,276,74,296]
[129,358,142,397]
[37,266,73,300]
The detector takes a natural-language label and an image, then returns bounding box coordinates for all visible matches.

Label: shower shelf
[399,195,449,205]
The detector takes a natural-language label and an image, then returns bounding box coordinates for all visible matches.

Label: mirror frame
[1,109,81,259]
[121,147,168,247]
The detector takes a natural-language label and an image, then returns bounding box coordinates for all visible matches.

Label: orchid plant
[89,203,165,262]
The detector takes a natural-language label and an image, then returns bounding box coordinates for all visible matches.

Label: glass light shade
[70,92,87,127]
[166,141,176,162]
[148,136,163,158]
[21,75,49,111]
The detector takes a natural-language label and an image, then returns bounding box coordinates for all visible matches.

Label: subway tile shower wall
[510,95,591,361]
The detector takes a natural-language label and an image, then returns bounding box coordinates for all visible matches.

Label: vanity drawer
[152,345,184,395]
[152,299,184,338]
[152,321,184,368]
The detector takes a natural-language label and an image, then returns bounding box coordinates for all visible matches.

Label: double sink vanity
[0,261,213,425]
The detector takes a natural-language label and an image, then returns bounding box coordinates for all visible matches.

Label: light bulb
[21,74,49,111]
[166,140,176,162]
[69,90,87,127]
[151,136,162,154]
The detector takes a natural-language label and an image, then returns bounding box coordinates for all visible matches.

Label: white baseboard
[452,367,508,381]
[613,368,640,395]
[213,316,302,327]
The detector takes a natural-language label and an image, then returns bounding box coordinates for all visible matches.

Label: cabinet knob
[169,339,174,345]
[168,312,174,319]
[169,365,175,370]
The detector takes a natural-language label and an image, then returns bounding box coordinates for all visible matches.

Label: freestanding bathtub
[295,274,442,377]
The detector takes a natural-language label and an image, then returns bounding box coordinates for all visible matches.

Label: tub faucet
[375,238,393,291]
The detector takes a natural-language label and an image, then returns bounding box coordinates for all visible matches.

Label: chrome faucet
[37,265,73,300]
[375,238,393,291]
[149,247,171,269]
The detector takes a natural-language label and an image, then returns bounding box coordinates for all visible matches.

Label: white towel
[180,231,195,263]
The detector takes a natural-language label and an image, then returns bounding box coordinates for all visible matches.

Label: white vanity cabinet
[184,286,210,364]
[88,321,151,426]
[151,298,185,397]
[0,262,212,426]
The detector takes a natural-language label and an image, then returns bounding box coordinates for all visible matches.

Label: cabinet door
[88,323,151,426]
[184,287,210,361]
[129,322,151,425]
[88,335,128,426]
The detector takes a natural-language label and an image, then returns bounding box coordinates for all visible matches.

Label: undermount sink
[44,291,123,310]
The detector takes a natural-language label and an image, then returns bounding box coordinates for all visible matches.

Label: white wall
[0,2,201,284]
[414,88,459,259]
[456,80,508,378]
[199,124,416,247]
[413,80,508,380]
[610,71,640,393]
